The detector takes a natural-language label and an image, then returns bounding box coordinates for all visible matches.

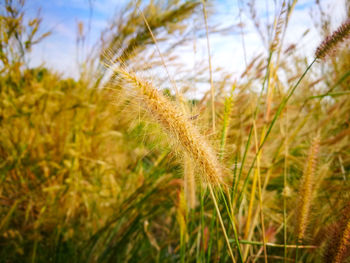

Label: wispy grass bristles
[112,65,223,186]
[315,18,350,59]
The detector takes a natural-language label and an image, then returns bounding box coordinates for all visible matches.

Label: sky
[26,0,123,76]
[25,0,347,84]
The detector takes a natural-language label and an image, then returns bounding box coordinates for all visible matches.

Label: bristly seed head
[112,66,224,186]
[315,18,350,60]
[296,135,320,242]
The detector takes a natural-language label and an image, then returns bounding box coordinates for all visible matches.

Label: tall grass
[1,0,350,262]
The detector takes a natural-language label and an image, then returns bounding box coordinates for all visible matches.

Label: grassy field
[0,0,350,262]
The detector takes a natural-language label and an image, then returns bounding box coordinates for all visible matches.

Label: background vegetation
[0,0,349,262]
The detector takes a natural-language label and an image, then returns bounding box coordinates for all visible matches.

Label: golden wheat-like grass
[296,135,320,242]
[112,66,223,186]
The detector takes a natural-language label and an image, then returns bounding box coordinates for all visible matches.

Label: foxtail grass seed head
[296,135,320,242]
[333,219,350,263]
[323,203,350,263]
[315,18,350,60]
[113,66,223,186]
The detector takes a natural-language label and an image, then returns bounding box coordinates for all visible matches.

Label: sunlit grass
[0,0,350,262]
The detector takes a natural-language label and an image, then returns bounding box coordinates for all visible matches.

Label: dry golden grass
[1,1,350,262]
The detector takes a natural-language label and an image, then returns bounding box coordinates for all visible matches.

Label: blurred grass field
[0,0,350,262]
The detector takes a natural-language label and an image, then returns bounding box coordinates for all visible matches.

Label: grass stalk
[208,184,236,263]
[231,240,317,249]
[283,108,289,262]
[217,187,243,262]
[236,59,316,208]
[201,0,215,132]
[137,6,180,99]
